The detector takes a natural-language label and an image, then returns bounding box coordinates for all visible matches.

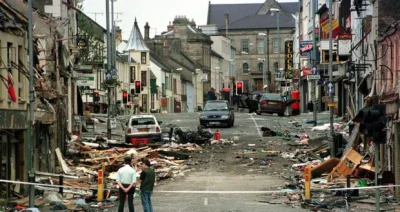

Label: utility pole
[27,0,35,207]
[111,0,117,117]
[277,11,281,96]
[106,0,112,139]
[263,36,267,87]
[328,0,334,157]
[312,0,318,126]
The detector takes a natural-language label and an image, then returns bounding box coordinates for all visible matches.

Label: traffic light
[135,81,141,94]
[236,81,243,95]
[122,91,128,104]
[93,92,100,102]
[355,104,386,143]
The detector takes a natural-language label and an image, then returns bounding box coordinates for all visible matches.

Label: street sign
[76,75,95,86]
[307,75,321,80]
[312,66,318,75]
[109,118,117,129]
[327,82,334,94]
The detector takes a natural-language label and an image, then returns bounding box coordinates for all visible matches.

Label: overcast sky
[81,0,297,39]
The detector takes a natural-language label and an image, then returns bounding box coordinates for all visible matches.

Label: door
[187,83,194,112]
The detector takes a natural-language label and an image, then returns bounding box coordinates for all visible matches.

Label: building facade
[207,0,298,94]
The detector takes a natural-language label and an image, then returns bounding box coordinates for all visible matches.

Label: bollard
[97,169,104,202]
[59,175,64,195]
[304,166,311,200]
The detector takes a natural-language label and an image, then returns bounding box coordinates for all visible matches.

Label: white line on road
[250,114,262,138]
[204,153,214,206]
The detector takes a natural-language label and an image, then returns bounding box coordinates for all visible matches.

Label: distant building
[207,0,298,93]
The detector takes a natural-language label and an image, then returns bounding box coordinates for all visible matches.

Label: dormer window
[141,52,146,64]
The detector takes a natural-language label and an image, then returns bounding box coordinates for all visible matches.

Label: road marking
[204,153,214,206]
[250,114,262,138]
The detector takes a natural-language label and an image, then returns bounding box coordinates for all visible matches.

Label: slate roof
[118,54,137,63]
[208,1,298,30]
[125,18,149,52]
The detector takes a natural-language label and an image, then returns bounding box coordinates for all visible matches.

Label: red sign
[338,33,352,39]
[300,44,313,53]
[302,68,311,76]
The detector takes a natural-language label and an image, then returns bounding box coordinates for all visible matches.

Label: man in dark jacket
[139,159,155,212]
[207,88,217,101]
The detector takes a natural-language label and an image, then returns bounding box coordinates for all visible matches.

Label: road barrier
[0,178,398,194]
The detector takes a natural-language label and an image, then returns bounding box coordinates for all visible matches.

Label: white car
[125,115,162,143]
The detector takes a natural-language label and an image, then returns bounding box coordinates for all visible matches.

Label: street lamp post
[258,33,268,89]
[271,8,281,96]
[105,0,112,139]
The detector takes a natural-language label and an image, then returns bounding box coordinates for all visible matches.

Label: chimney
[116,26,122,44]
[167,21,174,32]
[144,22,150,40]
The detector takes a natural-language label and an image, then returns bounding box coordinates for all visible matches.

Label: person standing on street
[116,157,137,212]
[133,95,139,114]
[139,159,155,212]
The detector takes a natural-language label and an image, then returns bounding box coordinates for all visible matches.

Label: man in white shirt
[117,157,137,212]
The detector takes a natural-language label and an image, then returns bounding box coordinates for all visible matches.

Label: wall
[0,32,28,110]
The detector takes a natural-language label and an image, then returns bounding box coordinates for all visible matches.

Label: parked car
[257,93,286,116]
[125,115,162,144]
[199,100,235,127]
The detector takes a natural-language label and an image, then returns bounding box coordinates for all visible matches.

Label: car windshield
[204,102,229,111]
[261,94,282,101]
[130,117,156,126]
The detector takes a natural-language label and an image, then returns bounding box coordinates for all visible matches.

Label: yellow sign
[327,102,338,107]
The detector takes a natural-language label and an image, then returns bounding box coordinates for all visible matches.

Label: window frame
[242,63,249,74]
[141,52,147,64]
[241,39,249,53]
[258,62,263,72]
[272,38,279,53]
[257,40,265,54]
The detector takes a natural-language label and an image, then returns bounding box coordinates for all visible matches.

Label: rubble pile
[275,118,400,211]
[6,129,207,211]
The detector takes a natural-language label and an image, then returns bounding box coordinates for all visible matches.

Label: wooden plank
[55,148,71,174]
[35,171,79,179]
[346,106,355,119]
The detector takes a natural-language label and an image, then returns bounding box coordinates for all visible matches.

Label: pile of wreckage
[268,118,400,211]
[6,126,218,211]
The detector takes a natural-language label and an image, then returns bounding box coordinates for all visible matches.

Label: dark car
[257,93,286,116]
[199,100,235,127]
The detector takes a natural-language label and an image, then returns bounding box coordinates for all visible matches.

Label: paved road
[98,112,314,212]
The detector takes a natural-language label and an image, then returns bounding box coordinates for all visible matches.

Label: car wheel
[278,113,284,117]
[125,136,131,144]
[256,111,261,115]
